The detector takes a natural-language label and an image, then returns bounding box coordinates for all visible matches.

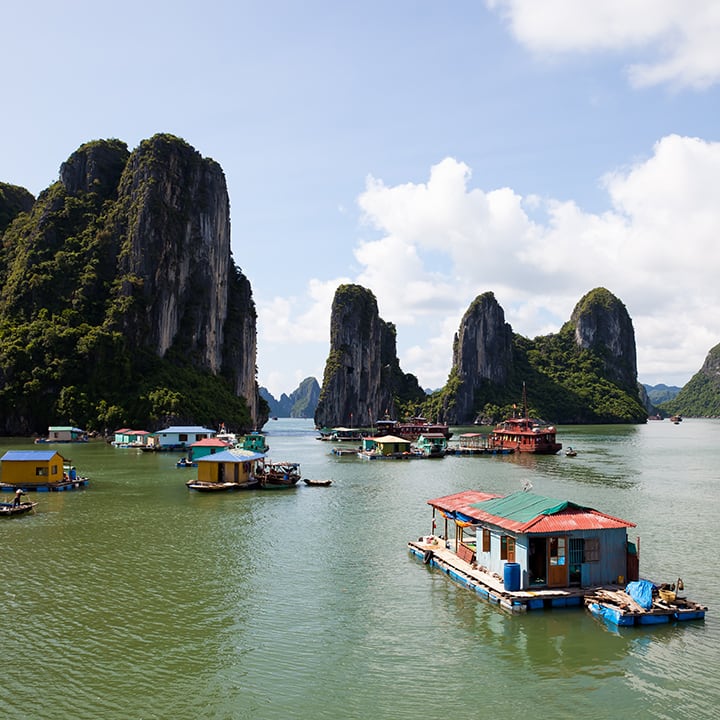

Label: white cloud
[486,0,720,88]
[257,135,720,394]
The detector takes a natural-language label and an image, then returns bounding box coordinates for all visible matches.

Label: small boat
[176,458,197,468]
[185,480,257,492]
[565,447,577,457]
[0,501,38,517]
[303,478,332,487]
[256,460,301,489]
[670,415,683,424]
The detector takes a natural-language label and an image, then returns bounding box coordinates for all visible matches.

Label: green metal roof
[470,491,584,522]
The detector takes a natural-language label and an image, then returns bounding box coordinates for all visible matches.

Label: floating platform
[444,447,514,456]
[585,588,707,626]
[409,537,707,624]
[0,479,89,492]
[408,537,585,613]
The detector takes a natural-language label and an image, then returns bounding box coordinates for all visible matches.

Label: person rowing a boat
[12,488,26,507]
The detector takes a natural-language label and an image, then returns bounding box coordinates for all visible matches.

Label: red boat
[488,387,562,454]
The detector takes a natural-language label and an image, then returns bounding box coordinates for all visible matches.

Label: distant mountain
[260,377,320,418]
[661,343,720,417]
[643,383,681,405]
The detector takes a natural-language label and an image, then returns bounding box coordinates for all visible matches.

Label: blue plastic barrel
[504,562,521,591]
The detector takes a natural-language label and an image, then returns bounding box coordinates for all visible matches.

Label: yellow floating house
[0,450,88,491]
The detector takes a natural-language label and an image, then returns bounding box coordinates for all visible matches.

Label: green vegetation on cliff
[0,136,255,435]
[661,343,720,417]
[428,323,646,424]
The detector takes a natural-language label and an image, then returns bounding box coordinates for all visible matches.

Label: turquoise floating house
[189,437,233,460]
[111,429,150,447]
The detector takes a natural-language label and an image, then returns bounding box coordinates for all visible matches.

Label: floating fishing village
[4,397,708,632]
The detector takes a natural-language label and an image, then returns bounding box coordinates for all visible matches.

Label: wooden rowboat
[0,501,38,517]
[303,479,332,487]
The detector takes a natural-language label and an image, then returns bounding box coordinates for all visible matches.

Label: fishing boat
[255,460,301,489]
[488,385,561,455]
[303,478,332,487]
[1,501,38,517]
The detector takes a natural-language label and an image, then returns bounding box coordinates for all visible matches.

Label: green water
[2,419,719,719]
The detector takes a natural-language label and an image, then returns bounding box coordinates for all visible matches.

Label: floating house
[111,429,150,447]
[241,431,269,453]
[192,448,266,489]
[409,489,641,613]
[415,433,448,458]
[188,437,233,460]
[36,426,88,443]
[0,450,89,491]
[145,426,217,451]
[358,434,413,459]
[431,489,637,590]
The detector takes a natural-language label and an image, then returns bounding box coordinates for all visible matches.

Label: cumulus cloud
[486,0,720,88]
[349,136,720,388]
[258,135,720,394]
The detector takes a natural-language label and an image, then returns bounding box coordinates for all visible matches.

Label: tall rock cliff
[570,287,638,392]
[0,134,263,433]
[108,134,260,422]
[442,292,514,423]
[314,284,424,428]
[435,286,645,424]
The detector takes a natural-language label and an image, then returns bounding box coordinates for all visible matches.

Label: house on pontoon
[427,489,638,591]
[188,437,233,461]
[195,448,266,487]
[146,426,217,450]
[358,434,413,459]
[111,429,150,447]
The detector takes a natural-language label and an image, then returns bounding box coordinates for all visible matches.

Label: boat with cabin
[488,387,561,455]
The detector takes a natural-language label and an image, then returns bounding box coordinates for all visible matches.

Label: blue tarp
[625,579,655,609]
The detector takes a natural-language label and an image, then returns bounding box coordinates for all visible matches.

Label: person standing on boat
[12,488,26,507]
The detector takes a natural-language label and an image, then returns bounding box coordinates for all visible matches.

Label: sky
[3,1,720,398]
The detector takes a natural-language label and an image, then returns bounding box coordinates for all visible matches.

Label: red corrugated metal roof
[428,490,502,515]
[427,490,635,533]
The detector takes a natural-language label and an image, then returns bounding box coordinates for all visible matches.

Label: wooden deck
[408,536,589,613]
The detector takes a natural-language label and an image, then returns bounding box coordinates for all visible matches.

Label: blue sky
[3,1,720,397]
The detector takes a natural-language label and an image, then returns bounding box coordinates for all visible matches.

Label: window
[35,466,49,476]
[584,537,600,563]
[179,434,188,442]
[569,538,584,565]
[549,537,566,566]
[482,528,491,553]
[500,535,516,561]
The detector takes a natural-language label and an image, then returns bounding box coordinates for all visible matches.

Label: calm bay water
[2,419,719,719]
